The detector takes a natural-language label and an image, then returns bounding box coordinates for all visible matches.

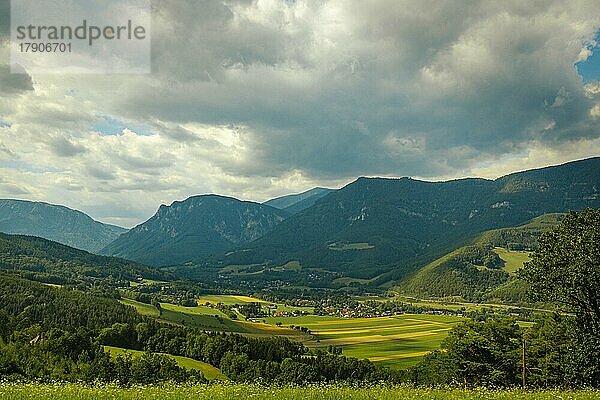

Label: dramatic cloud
[0,0,599,226]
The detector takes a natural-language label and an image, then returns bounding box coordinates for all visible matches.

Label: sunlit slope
[396,214,562,302]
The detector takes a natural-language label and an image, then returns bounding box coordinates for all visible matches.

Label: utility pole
[522,335,526,388]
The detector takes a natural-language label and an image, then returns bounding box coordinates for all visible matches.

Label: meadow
[493,247,531,274]
[121,295,463,368]
[1,383,599,400]
[120,297,310,339]
[103,346,227,381]
[195,294,266,305]
[264,313,462,368]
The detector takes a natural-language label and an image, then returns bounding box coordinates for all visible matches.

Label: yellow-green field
[160,302,231,318]
[493,247,531,273]
[2,383,599,400]
[103,346,227,381]
[196,294,265,305]
[194,294,314,313]
[120,295,463,369]
[119,298,160,317]
[120,297,309,341]
[263,313,462,368]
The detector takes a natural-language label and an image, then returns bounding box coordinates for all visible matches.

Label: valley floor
[264,313,463,368]
[1,383,599,400]
[121,296,464,369]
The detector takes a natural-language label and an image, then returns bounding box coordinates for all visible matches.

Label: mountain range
[216,157,600,281]
[264,187,335,214]
[100,195,288,266]
[1,157,598,295]
[0,199,126,253]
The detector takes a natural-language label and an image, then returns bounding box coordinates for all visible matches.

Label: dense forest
[0,232,171,285]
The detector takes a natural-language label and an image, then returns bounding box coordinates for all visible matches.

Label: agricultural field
[103,346,227,381]
[121,296,309,340]
[121,294,463,368]
[195,294,314,313]
[119,298,160,317]
[160,302,232,318]
[263,313,463,368]
[170,294,314,324]
[2,384,599,400]
[196,294,265,305]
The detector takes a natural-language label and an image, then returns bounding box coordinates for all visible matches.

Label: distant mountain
[0,232,169,283]
[101,195,289,266]
[218,157,600,281]
[264,187,335,214]
[0,199,126,253]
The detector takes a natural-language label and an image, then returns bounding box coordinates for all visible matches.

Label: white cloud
[0,0,599,225]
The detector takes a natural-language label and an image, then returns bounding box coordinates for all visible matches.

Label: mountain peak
[102,195,289,266]
[0,199,126,252]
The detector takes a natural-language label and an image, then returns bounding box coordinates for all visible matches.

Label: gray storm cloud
[118,0,600,178]
[0,0,599,225]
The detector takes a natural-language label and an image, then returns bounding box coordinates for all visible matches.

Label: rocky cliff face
[101,195,288,266]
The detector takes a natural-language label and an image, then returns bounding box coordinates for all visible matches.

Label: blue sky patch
[576,30,600,83]
[0,159,63,173]
[93,114,154,136]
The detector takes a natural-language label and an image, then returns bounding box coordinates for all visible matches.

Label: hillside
[101,195,289,266]
[0,199,126,253]
[264,187,336,214]
[396,214,563,303]
[217,158,600,281]
[0,272,143,331]
[0,232,169,284]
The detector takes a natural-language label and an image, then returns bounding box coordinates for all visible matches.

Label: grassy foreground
[1,383,599,400]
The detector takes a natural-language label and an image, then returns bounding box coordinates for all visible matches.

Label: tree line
[0,272,401,385]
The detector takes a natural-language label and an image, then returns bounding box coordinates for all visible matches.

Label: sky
[1,0,600,228]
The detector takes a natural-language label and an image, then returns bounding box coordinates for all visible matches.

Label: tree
[523,315,576,388]
[521,208,600,386]
[444,318,521,387]
[521,209,600,331]
[413,318,521,387]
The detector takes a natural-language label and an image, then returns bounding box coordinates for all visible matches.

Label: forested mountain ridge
[218,157,600,281]
[101,195,289,266]
[0,232,170,285]
[0,199,126,253]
